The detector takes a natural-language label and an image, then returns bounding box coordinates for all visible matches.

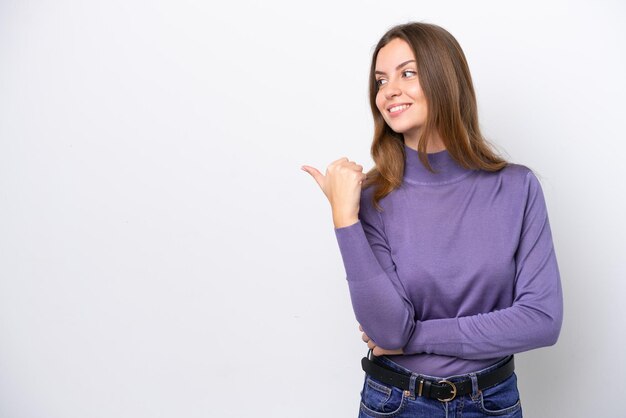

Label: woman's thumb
[301,165,324,187]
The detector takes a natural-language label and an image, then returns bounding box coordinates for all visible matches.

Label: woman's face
[374,38,428,140]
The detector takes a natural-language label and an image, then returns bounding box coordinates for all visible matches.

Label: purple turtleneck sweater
[334,144,563,377]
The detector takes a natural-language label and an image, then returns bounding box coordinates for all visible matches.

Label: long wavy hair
[364,22,509,210]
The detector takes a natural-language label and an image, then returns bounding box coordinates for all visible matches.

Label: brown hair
[364,22,508,210]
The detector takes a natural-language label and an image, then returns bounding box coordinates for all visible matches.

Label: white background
[1,1,624,417]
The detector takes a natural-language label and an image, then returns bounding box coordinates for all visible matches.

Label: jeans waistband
[369,350,513,383]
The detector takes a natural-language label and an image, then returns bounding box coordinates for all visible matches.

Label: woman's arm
[334,189,416,350]
[302,158,413,349]
[401,171,564,359]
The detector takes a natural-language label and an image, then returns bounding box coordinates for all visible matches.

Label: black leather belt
[361,353,515,402]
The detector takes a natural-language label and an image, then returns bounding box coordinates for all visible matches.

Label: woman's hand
[359,324,404,356]
[301,158,367,228]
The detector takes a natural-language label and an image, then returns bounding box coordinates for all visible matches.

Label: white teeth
[389,104,410,113]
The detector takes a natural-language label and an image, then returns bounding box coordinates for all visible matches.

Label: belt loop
[422,379,432,398]
[407,374,418,400]
[469,373,480,400]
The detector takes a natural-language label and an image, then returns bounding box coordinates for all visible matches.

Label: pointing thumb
[301,165,325,188]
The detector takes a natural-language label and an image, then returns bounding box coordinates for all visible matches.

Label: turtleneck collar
[402,143,476,185]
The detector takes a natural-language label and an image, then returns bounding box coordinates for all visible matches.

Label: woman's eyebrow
[375,59,416,76]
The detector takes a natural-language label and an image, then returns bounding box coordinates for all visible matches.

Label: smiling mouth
[388,103,411,115]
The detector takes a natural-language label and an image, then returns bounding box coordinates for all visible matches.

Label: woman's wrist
[333,215,359,229]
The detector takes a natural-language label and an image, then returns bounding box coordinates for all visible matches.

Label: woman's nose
[384,81,402,99]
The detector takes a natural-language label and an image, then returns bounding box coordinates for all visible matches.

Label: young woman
[302,22,563,417]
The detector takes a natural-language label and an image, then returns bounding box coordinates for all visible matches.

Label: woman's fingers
[372,347,404,356]
[326,158,364,174]
[372,346,385,356]
[358,323,404,355]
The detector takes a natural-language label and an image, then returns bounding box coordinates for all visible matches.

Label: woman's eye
[375,70,416,87]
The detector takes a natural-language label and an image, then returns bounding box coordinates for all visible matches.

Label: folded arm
[401,171,564,359]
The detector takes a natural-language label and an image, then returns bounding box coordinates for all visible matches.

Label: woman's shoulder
[486,161,537,183]
[480,162,545,201]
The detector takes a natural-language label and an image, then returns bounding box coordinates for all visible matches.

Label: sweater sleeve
[402,171,564,359]
[334,189,416,350]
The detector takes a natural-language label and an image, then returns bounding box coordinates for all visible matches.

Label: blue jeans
[358,351,522,418]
